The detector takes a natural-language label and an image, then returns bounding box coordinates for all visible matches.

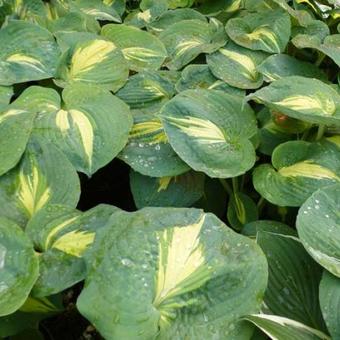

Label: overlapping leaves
[0,0,339,338]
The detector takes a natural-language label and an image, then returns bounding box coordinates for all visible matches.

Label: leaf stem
[314,52,326,67]
[316,124,326,141]
[219,179,232,196]
[257,197,266,216]
[232,177,239,193]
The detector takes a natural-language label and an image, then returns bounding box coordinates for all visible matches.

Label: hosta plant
[0,0,339,339]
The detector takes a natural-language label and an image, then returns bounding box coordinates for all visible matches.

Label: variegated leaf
[159,89,257,178]
[77,208,268,339]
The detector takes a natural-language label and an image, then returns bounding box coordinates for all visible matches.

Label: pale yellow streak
[123,47,164,62]
[81,8,117,21]
[129,119,168,144]
[157,177,172,192]
[6,53,45,72]
[0,109,26,124]
[219,48,257,80]
[71,40,115,77]
[279,161,340,180]
[44,215,79,250]
[166,115,226,144]
[18,166,51,217]
[273,96,336,115]
[327,135,340,147]
[52,230,95,257]
[56,109,94,169]
[247,26,280,52]
[154,214,208,307]
[176,39,203,56]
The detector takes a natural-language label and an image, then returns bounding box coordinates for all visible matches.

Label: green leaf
[242,220,296,238]
[71,0,122,22]
[46,12,100,34]
[0,296,61,337]
[0,85,13,110]
[319,271,340,339]
[207,41,269,89]
[168,0,195,8]
[175,64,245,96]
[17,84,132,176]
[227,192,258,231]
[248,76,340,126]
[257,232,326,330]
[257,54,328,82]
[0,218,39,316]
[0,138,80,226]
[297,183,340,277]
[101,23,168,71]
[293,34,340,67]
[119,112,190,177]
[253,139,340,207]
[25,204,118,297]
[159,89,257,178]
[244,314,330,340]
[77,208,268,339]
[116,70,177,114]
[55,37,129,92]
[0,97,36,176]
[0,20,60,85]
[147,8,206,33]
[226,9,291,54]
[130,170,205,208]
[159,18,227,70]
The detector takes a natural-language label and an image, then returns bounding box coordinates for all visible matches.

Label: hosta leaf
[168,0,195,8]
[71,0,122,22]
[242,220,296,238]
[257,232,326,330]
[0,100,35,176]
[227,192,258,231]
[257,54,328,82]
[46,12,100,34]
[18,84,132,176]
[119,113,189,177]
[244,314,330,340]
[253,139,340,207]
[159,89,257,178]
[159,18,227,70]
[0,138,80,226]
[0,218,39,316]
[175,64,245,96]
[319,271,340,339]
[54,31,99,53]
[56,37,128,92]
[207,41,269,89]
[0,296,61,337]
[257,107,310,156]
[293,34,340,67]
[248,76,340,126]
[130,170,205,208]
[147,8,206,33]
[226,9,291,54]
[116,70,177,114]
[101,23,167,71]
[129,0,168,27]
[292,19,330,42]
[5,0,47,22]
[297,183,340,277]
[0,21,60,85]
[25,204,118,297]
[77,208,268,339]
